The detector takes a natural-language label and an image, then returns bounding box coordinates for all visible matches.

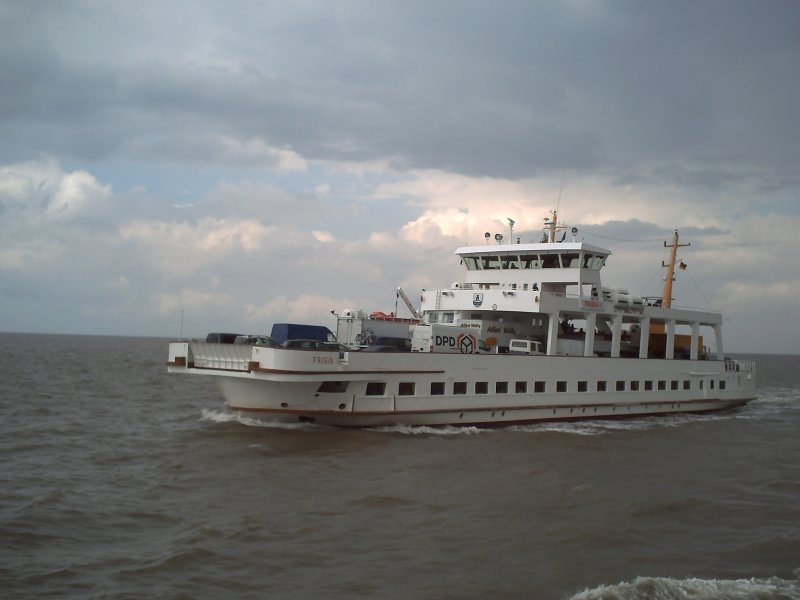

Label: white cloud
[46,169,112,218]
[312,230,334,243]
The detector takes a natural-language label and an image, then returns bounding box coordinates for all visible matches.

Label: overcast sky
[1,1,798,353]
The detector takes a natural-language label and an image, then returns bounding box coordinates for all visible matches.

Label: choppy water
[1,333,798,600]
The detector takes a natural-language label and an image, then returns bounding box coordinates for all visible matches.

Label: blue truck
[269,323,336,345]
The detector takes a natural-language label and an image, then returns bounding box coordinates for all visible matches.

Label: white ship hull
[168,343,756,427]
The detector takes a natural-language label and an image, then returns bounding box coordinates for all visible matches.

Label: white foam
[198,409,320,431]
[365,424,485,436]
[569,573,800,600]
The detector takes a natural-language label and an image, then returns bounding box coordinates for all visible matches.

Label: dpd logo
[456,333,477,354]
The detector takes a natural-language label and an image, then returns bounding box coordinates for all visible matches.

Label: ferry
[167,212,757,427]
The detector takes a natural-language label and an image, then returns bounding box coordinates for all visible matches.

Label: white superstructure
[167,213,756,427]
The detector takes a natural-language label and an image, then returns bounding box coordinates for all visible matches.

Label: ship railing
[190,342,252,371]
[725,358,756,373]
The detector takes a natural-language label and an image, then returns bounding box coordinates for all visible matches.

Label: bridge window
[481,255,501,270]
[501,255,519,269]
[464,256,480,270]
[520,254,540,269]
[541,254,560,268]
[562,253,580,268]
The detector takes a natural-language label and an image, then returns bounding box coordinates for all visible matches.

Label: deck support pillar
[690,322,700,360]
[583,312,597,357]
[546,312,560,356]
[639,317,650,358]
[610,314,622,358]
[666,319,676,359]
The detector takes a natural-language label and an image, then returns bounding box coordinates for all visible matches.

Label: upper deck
[454,241,612,288]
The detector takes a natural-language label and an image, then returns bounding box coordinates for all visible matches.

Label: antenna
[507,218,515,243]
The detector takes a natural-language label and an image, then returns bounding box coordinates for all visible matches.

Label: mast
[544,210,564,243]
[661,230,690,308]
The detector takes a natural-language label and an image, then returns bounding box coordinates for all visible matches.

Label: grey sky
[1,1,798,352]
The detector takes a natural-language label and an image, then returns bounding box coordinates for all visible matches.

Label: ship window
[520,254,539,269]
[541,254,560,268]
[710,380,715,390]
[442,312,454,323]
[700,380,705,390]
[475,382,489,394]
[496,381,508,394]
[501,255,519,269]
[578,381,588,392]
[515,381,527,393]
[453,381,467,394]
[481,255,501,270]
[464,256,480,270]
[645,380,653,391]
[720,380,726,390]
[582,253,595,269]
[631,380,640,391]
[534,381,545,393]
[670,380,679,390]
[470,313,481,320]
[366,382,386,396]
[616,380,626,392]
[557,381,567,392]
[658,380,667,391]
[523,284,529,291]
[317,381,349,393]
[562,253,580,268]
[683,380,691,390]
[428,312,438,324]
[398,382,415,395]
[431,382,445,395]
[597,380,607,392]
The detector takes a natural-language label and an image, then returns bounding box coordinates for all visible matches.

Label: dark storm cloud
[1,1,799,186]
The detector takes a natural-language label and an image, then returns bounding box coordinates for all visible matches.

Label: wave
[568,571,800,600]
[365,423,485,435]
[198,409,320,431]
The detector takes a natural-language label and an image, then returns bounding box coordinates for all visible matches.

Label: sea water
[1,333,798,599]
